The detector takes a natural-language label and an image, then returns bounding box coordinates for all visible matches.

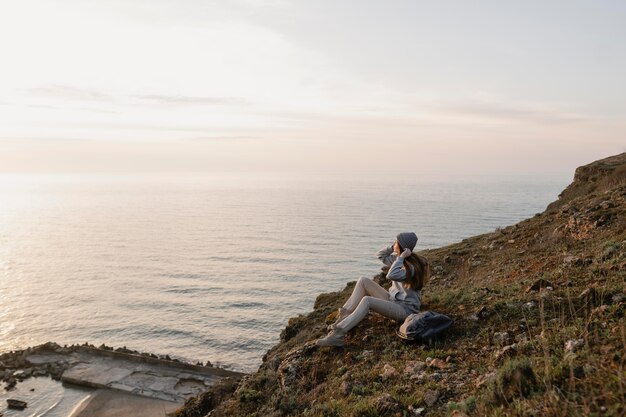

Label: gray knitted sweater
[375,245,422,313]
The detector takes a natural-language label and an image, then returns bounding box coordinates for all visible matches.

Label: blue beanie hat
[396,232,418,251]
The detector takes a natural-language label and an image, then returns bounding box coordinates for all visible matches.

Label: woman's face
[393,240,400,254]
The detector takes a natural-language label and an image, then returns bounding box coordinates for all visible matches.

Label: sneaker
[316,328,346,347]
[327,307,350,331]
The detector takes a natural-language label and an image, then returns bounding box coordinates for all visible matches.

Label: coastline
[0,342,244,417]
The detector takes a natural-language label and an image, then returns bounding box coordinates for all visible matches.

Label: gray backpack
[396,311,453,343]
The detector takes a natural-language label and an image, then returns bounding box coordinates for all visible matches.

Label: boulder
[380,364,397,380]
[7,399,28,409]
[423,389,440,407]
[405,361,426,379]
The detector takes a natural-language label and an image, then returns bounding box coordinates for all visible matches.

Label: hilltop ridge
[178,153,625,417]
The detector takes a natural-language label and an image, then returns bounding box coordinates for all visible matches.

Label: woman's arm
[375,245,396,266]
[386,248,413,281]
[386,257,407,281]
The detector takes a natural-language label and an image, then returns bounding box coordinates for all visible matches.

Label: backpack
[396,311,453,343]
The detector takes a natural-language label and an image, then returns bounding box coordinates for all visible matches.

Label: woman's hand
[399,248,412,259]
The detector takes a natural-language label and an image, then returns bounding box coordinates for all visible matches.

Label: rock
[5,378,16,390]
[540,287,555,299]
[426,358,448,369]
[611,293,625,304]
[470,306,489,321]
[374,394,403,414]
[360,350,373,359]
[594,200,614,210]
[430,372,443,381]
[563,255,581,265]
[339,380,352,395]
[475,371,496,388]
[380,364,397,380]
[523,301,537,310]
[48,363,64,380]
[405,361,426,378]
[565,339,585,352]
[410,372,427,383]
[514,333,528,343]
[493,331,512,346]
[277,344,316,389]
[495,344,517,361]
[35,342,62,353]
[579,287,599,307]
[423,389,440,407]
[32,366,48,377]
[526,279,553,292]
[7,399,28,409]
[433,265,444,275]
[408,405,426,416]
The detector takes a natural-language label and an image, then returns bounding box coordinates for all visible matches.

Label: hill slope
[177,153,625,417]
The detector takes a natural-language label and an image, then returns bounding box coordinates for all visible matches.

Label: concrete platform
[25,346,244,405]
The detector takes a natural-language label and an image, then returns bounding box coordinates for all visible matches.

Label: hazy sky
[1,0,624,177]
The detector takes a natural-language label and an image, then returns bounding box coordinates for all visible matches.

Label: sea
[0,172,569,373]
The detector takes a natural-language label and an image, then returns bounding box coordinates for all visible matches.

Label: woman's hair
[398,245,430,290]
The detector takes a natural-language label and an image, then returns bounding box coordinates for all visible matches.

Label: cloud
[22,84,249,107]
[185,135,255,141]
[24,84,114,102]
[430,100,595,125]
[132,94,248,106]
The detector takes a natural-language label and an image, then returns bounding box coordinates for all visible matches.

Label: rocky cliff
[177,153,625,417]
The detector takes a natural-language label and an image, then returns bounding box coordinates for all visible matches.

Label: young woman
[316,232,429,347]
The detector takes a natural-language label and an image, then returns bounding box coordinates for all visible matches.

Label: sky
[0,0,624,178]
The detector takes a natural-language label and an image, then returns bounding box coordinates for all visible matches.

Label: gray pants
[337,277,409,332]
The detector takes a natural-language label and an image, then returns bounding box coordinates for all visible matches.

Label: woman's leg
[317,278,399,347]
[342,277,390,312]
[337,296,408,332]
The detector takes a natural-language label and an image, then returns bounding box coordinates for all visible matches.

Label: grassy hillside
[177,153,625,417]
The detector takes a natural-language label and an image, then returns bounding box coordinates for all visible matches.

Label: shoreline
[1,342,245,417]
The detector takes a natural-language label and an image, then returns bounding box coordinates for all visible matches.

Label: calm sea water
[0,172,568,372]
